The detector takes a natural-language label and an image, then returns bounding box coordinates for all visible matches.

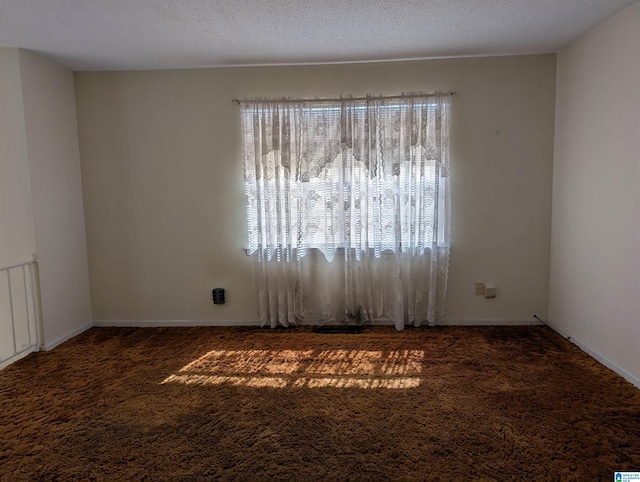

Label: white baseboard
[370,318,541,327]
[41,321,94,351]
[544,318,640,389]
[0,346,38,371]
[93,319,262,328]
[93,318,541,329]
[436,318,542,326]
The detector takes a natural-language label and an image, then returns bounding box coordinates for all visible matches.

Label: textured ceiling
[0,0,636,71]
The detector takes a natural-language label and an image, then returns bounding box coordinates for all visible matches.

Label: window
[242,95,450,261]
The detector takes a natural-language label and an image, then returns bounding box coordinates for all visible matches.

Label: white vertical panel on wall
[24,266,37,348]
[9,266,31,352]
[0,264,38,367]
[0,273,13,360]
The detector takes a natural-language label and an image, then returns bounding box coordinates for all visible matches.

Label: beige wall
[0,49,38,363]
[0,48,91,351]
[0,48,36,267]
[75,54,556,324]
[16,49,93,347]
[550,1,640,384]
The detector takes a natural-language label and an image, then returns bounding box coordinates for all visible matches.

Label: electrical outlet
[475,282,485,296]
[485,284,496,299]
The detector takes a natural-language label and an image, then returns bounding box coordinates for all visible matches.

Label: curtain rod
[232,92,456,105]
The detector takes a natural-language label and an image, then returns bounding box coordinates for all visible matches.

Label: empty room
[0,0,639,479]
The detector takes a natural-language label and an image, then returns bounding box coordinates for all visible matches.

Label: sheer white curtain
[242,94,451,330]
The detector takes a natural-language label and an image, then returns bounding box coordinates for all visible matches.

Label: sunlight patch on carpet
[162,349,425,389]
[163,374,289,388]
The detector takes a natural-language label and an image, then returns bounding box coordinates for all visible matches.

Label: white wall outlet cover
[485,284,496,298]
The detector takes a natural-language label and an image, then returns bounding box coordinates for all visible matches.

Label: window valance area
[244,96,450,182]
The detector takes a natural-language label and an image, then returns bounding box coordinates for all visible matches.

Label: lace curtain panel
[242,94,451,329]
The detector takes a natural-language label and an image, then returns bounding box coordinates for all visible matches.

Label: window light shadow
[162,349,424,389]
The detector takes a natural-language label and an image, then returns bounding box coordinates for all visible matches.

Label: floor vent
[313,325,363,334]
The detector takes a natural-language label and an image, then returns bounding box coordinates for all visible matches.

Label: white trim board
[376,318,542,326]
[93,319,262,327]
[544,318,640,389]
[93,318,541,328]
[41,321,94,351]
[0,346,38,371]
[436,319,542,326]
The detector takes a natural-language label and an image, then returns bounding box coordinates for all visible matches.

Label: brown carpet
[0,325,639,481]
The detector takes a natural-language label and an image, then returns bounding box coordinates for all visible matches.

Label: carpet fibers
[0,325,639,480]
